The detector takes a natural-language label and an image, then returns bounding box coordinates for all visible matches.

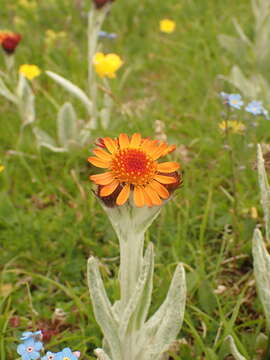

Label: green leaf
[198,279,217,315]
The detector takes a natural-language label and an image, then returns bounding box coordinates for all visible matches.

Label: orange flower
[88,133,182,207]
[0,32,21,54]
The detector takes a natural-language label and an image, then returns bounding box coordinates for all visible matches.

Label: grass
[0,0,269,359]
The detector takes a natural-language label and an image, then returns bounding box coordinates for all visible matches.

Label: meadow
[1,0,270,359]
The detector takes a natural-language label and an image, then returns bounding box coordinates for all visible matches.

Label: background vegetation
[0,0,268,358]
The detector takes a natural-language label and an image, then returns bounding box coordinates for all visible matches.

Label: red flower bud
[1,33,21,54]
[161,171,183,193]
[93,0,115,9]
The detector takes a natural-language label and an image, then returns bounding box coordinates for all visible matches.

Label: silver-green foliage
[87,201,186,360]
[34,102,91,152]
[219,0,270,103]
[227,145,270,358]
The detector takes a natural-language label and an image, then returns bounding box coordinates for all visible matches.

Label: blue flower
[41,351,57,360]
[227,94,243,109]
[55,348,80,360]
[17,338,43,360]
[245,100,264,115]
[98,30,117,39]
[220,92,243,109]
[20,331,43,342]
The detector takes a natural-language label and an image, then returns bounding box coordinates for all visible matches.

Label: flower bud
[1,33,21,54]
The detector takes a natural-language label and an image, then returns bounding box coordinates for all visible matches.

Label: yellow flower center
[111,148,157,186]
[63,357,70,360]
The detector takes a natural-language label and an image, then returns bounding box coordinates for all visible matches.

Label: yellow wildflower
[93,52,123,78]
[19,64,41,80]
[218,120,246,134]
[0,165,4,173]
[160,19,176,34]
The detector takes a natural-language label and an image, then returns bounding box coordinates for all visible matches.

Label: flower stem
[119,231,144,307]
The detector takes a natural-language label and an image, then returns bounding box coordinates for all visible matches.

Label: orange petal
[118,133,130,149]
[133,186,145,207]
[90,172,114,185]
[130,133,142,148]
[88,157,110,168]
[154,174,177,184]
[116,184,130,206]
[93,148,112,161]
[165,144,176,155]
[151,143,168,160]
[103,137,118,153]
[144,185,162,206]
[142,188,153,207]
[100,180,119,197]
[157,162,180,172]
[149,180,169,199]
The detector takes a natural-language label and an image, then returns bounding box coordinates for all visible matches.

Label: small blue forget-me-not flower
[98,30,117,39]
[55,348,80,360]
[20,331,43,342]
[220,92,244,109]
[41,351,57,360]
[245,100,269,119]
[17,338,43,360]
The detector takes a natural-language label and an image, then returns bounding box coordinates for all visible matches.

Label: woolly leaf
[257,144,270,243]
[252,228,270,331]
[87,257,122,360]
[57,102,77,148]
[0,78,18,104]
[33,127,66,152]
[94,348,112,360]
[138,264,186,360]
[226,336,247,360]
[46,71,93,115]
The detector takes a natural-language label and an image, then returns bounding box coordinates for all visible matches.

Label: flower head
[19,64,41,80]
[17,338,43,360]
[245,100,266,116]
[0,32,21,54]
[88,133,182,207]
[219,120,246,134]
[54,348,80,360]
[93,0,115,9]
[20,331,43,342]
[41,351,57,360]
[160,19,176,33]
[0,165,4,173]
[93,52,123,78]
[98,30,117,39]
[220,92,243,109]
